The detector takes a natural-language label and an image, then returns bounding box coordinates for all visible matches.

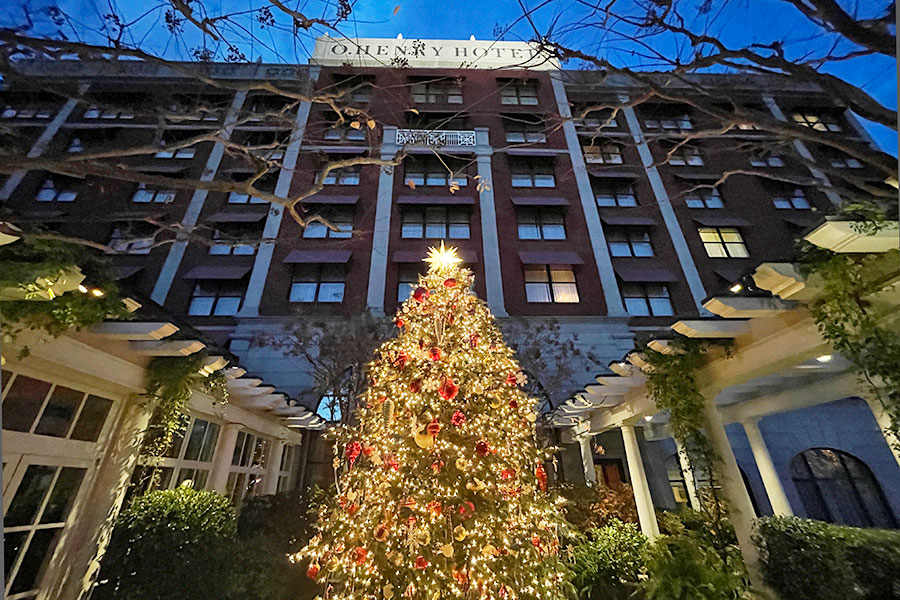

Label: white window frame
[524,265,580,303]
[226,431,269,508]
[699,227,749,258]
[499,80,539,105]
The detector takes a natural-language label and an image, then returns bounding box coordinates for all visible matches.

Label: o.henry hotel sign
[311,36,560,70]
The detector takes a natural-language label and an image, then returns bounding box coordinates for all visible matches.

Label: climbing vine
[799,243,900,449]
[143,354,230,457]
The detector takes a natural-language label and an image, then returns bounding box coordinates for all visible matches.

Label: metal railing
[396,129,477,147]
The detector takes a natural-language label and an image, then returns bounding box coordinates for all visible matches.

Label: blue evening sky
[3,0,896,153]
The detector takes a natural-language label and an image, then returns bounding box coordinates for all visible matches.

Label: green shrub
[94,486,237,600]
[643,535,749,600]
[755,516,900,600]
[568,519,647,600]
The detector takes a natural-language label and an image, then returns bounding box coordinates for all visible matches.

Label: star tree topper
[423,241,463,273]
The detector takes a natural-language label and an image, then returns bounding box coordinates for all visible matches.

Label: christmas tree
[296,243,567,600]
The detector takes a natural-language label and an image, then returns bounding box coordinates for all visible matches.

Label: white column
[474,128,508,317]
[264,440,287,495]
[620,102,708,313]
[578,435,597,486]
[673,438,701,510]
[151,90,248,304]
[864,396,900,469]
[621,424,660,538]
[548,73,626,316]
[208,424,241,493]
[366,127,399,314]
[741,419,793,516]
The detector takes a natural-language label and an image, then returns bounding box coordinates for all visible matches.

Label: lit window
[499,79,539,105]
[109,222,156,254]
[772,188,811,210]
[132,185,176,203]
[404,157,467,187]
[685,188,724,209]
[699,227,749,258]
[622,282,674,316]
[606,227,653,257]
[594,180,637,207]
[510,158,555,188]
[792,112,842,132]
[749,151,785,167]
[668,145,704,166]
[35,179,77,202]
[504,117,546,143]
[516,207,565,240]
[401,206,470,239]
[524,265,579,303]
[303,209,354,239]
[644,113,693,131]
[411,79,463,104]
[289,264,345,303]
[397,264,424,302]
[321,165,361,186]
[209,223,262,255]
[583,142,623,164]
[187,280,244,316]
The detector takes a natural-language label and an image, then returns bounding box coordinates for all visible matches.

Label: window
[699,227,749,258]
[828,155,862,169]
[209,223,262,255]
[665,454,691,507]
[2,373,113,441]
[228,171,278,202]
[594,180,637,207]
[524,265,579,303]
[303,208,354,239]
[83,105,134,120]
[644,111,693,131]
[155,144,196,159]
[621,282,673,316]
[685,188,724,209]
[132,416,221,496]
[322,115,367,142]
[504,116,546,143]
[227,192,269,204]
[749,150,785,167]
[411,78,463,104]
[167,93,229,122]
[109,222,156,254]
[606,227,653,257]
[289,264,345,303]
[226,431,269,508]
[1,105,53,119]
[404,156,467,187]
[406,112,469,130]
[792,111,842,132]
[401,206,470,239]
[791,448,896,529]
[397,264,425,302]
[243,130,289,160]
[276,445,297,492]
[510,158,555,188]
[187,280,244,316]
[583,142,623,164]
[499,79,539,105]
[320,165,361,186]
[517,207,565,240]
[331,74,374,104]
[574,107,617,129]
[668,145,704,166]
[35,179,77,202]
[242,94,295,123]
[772,187,811,210]
[155,130,203,159]
[67,138,83,153]
[132,185,176,204]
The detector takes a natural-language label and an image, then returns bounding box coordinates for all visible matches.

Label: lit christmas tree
[296,243,566,600]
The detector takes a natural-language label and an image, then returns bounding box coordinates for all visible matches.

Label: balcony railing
[396,129,477,147]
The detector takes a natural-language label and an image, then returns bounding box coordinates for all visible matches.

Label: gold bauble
[383,584,395,600]
[455,458,469,471]
[453,525,468,541]
[441,543,454,557]
[414,432,435,448]
[481,544,497,557]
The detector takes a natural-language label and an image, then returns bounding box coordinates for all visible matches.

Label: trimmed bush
[643,535,749,600]
[755,516,900,600]
[568,519,647,600]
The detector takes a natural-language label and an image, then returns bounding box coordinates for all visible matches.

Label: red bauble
[426,418,442,436]
[347,503,359,515]
[426,500,442,515]
[431,459,445,473]
[439,377,459,400]
[450,410,466,427]
[535,464,548,492]
[396,318,405,328]
[500,467,516,479]
[429,347,442,361]
[470,333,480,348]
[443,278,457,288]
[354,547,368,565]
[458,500,476,520]
[505,372,517,386]
[306,564,320,579]
[509,399,518,410]
[394,351,408,370]
[346,441,362,466]
[409,379,423,393]
[362,445,376,457]
[414,556,429,569]
[475,440,491,457]
[413,287,430,303]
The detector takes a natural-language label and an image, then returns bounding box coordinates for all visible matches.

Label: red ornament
[346,441,362,466]
[306,564,320,579]
[500,586,508,598]
[413,287,430,303]
[501,467,516,479]
[439,377,459,400]
[414,556,429,570]
[410,379,423,393]
[531,535,542,548]
[535,464,548,492]
[469,333,480,348]
[505,372,517,386]
[431,459,445,473]
[426,418,442,436]
[508,399,518,410]
[451,410,466,427]
[429,347,442,361]
[383,454,400,471]
[426,500,442,516]
[458,500,476,520]
[396,318,405,328]
[475,440,492,457]
[394,351,408,370]
[452,568,469,587]
[443,278,457,288]
[363,445,376,457]
[354,547,368,565]
[347,503,359,515]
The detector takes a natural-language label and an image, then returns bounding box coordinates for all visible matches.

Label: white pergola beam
[672,319,750,338]
[752,263,815,301]
[89,321,179,340]
[129,340,205,356]
[703,296,797,319]
[805,220,899,253]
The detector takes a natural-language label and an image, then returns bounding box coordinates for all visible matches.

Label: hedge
[755,516,900,600]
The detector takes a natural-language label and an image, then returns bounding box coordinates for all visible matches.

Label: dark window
[2,375,52,432]
[187,280,245,316]
[289,264,345,303]
[594,180,637,207]
[510,158,555,188]
[749,150,785,167]
[401,206,470,239]
[583,141,623,165]
[69,395,113,442]
[35,177,78,203]
[303,208,354,239]
[33,386,83,438]
[516,207,565,240]
[498,79,539,105]
[330,74,374,104]
[524,265,579,303]
[168,92,231,122]
[405,112,470,130]
[791,448,897,528]
[321,112,367,142]
[397,264,425,302]
[606,227,653,257]
[242,93,296,123]
[182,418,220,462]
[404,156,468,187]
[320,164,361,186]
[643,108,694,131]
[410,78,463,104]
[621,282,673,316]
[132,185,176,204]
[574,106,618,129]
[685,188,724,209]
[667,144,704,166]
[109,221,157,254]
[772,187,811,210]
[243,129,290,160]
[504,115,546,143]
[155,130,204,159]
[209,222,263,255]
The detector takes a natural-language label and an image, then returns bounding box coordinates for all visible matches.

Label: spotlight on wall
[90,288,105,297]
[643,415,653,422]
[729,283,743,293]
[78,284,88,294]
[816,354,833,363]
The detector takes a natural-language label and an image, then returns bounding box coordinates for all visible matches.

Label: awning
[206,212,267,223]
[613,263,679,282]
[112,265,144,280]
[781,215,819,229]
[283,250,352,264]
[673,172,723,181]
[396,195,475,205]
[713,266,746,282]
[303,195,359,205]
[587,170,640,179]
[511,196,569,206]
[182,265,252,280]
[393,250,478,263]
[600,215,657,226]
[693,215,752,227]
[518,251,584,265]
[504,148,562,157]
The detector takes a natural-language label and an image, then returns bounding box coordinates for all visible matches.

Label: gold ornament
[526,412,537,422]
[383,399,395,420]
[453,525,468,541]
[416,529,431,546]
[466,479,486,492]
[424,241,463,272]
[414,432,435,449]
[441,543,454,557]
[455,458,470,471]
[346,488,357,501]
[481,544,497,557]
[384,584,395,600]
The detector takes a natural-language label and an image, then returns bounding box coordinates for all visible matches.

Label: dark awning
[693,215,752,227]
[283,250,352,264]
[673,172,723,181]
[587,170,641,179]
[518,251,584,265]
[613,263,679,282]
[303,195,359,205]
[396,195,475,205]
[392,250,478,263]
[510,196,569,206]
[713,266,746,282]
[600,215,658,226]
[504,148,561,157]
[206,212,267,223]
[781,215,820,229]
[182,265,252,280]
[112,265,144,280]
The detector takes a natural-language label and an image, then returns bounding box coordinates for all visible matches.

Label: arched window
[791,448,897,529]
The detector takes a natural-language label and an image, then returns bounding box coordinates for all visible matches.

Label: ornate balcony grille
[396,129,477,147]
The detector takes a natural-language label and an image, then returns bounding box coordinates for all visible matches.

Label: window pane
[34,386,83,438]
[525,283,552,303]
[518,224,540,240]
[5,531,28,580]
[595,193,616,207]
[704,243,728,258]
[625,297,651,316]
[542,224,565,240]
[213,297,241,316]
[5,465,56,526]
[289,283,317,303]
[649,297,674,316]
[448,224,470,239]
[183,419,209,461]
[632,242,654,257]
[511,174,532,187]
[3,375,51,432]
[550,268,576,283]
[726,243,749,258]
[199,422,220,462]
[533,174,555,188]
[69,395,113,442]
[188,297,215,316]
[401,223,422,238]
[552,283,580,303]
[609,242,631,257]
[303,223,327,238]
[40,466,86,523]
[318,283,345,303]
[9,527,62,595]
[524,268,549,283]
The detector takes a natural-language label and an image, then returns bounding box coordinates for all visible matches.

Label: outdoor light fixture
[90,288,105,297]
[729,283,743,293]
[78,284,88,293]
[643,415,653,422]
[816,354,833,363]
